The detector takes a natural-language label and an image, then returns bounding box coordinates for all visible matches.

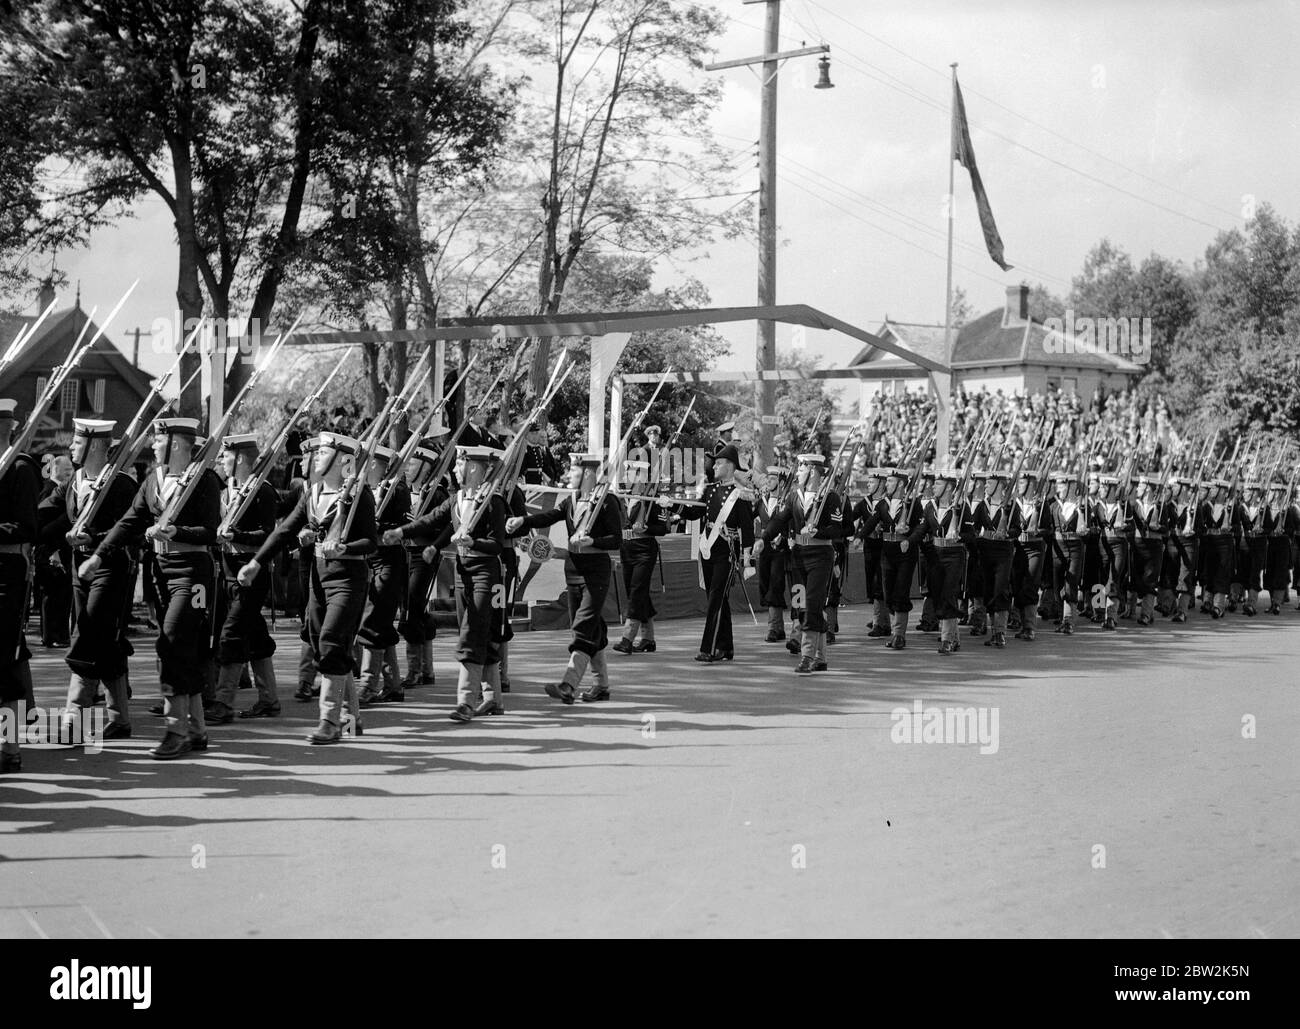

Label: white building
[851,285,1143,413]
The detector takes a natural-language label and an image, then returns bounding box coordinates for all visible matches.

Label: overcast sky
[34,0,1300,393]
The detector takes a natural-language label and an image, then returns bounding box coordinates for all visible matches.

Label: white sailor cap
[423,424,450,440]
[716,421,735,434]
[0,398,16,419]
[569,452,603,466]
[456,444,500,462]
[765,465,786,475]
[155,417,201,437]
[886,467,910,480]
[411,447,440,465]
[1049,470,1078,482]
[796,453,826,465]
[985,469,1012,481]
[1210,477,1230,489]
[1244,479,1263,491]
[865,467,889,478]
[303,435,323,452]
[1097,474,1119,486]
[221,433,259,451]
[624,459,651,470]
[934,469,960,483]
[370,444,397,464]
[1134,473,1156,486]
[73,418,115,439]
[318,431,362,455]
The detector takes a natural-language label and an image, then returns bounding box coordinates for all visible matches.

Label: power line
[804,0,1243,223]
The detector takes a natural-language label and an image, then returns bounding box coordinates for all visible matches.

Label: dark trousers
[793,544,834,633]
[1238,537,1267,592]
[1203,535,1234,595]
[1012,538,1045,608]
[757,542,787,609]
[454,553,500,667]
[217,553,275,665]
[620,537,659,623]
[38,552,72,643]
[881,541,918,614]
[926,544,966,619]
[1129,537,1164,596]
[1163,535,1199,593]
[1264,536,1291,594]
[496,551,518,645]
[305,556,367,675]
[1098,535,1129,601]
[699,549,736,654]
[67,549,134,681]
[356,546,407,649]
[0,552,32,701]
[979,539,1015,613]
[863,540,884,600]
[398,546,438,645]
[566,551,612,657]
[155,552,215,696]
[1052,539,1084,604]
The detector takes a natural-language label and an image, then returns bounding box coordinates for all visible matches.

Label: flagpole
[938,62,958,465]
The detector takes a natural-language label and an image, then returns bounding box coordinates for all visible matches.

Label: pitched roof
[0,306,155,401]
[849,309,1142,374]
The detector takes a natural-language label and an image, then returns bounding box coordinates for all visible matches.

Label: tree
[419,0,751,423]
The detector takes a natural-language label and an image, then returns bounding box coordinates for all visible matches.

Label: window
[60,378,79,412]
[91,379,105,413]
[1062,377,1077,396]
[1046,376,1060,393]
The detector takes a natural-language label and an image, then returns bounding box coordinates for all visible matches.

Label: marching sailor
[85,418,221,759]
[859,468,926,650]
[612,458,668,655]
[0,399,40,773]
[357,444,410,706]
[397,434,449,690]
[510,453,624,703]
[242,431,377,744]
[754,464,790,643]
[386,445,507,721]
[755,452,843,673]
[922,469,967,654]
[47,418,138,741]
[1045,470,1086,635]
[210,433,280,723]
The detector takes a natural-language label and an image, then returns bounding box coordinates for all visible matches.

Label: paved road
[2,607,1297,938]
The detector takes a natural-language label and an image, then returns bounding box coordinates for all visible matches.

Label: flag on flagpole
[952,76,1012,272]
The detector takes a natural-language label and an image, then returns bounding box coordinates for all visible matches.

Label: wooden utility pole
[707,1,830,469]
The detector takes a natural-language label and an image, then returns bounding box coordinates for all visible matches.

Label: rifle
[217,347,355,536]
[412,362,509,520]
[71,361,205,540]
[457,351,576,538]
[1,281,137,479]
[334,347,437,542]
[666,393,697,449]
[0,295,59,378]
[373,354,477,521]
[804,422,861,532]
[156,313,300,530]
[574,366,674,538]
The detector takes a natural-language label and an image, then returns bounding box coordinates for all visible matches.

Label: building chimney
[37,276,56,313]
[1004,284,1029,326]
